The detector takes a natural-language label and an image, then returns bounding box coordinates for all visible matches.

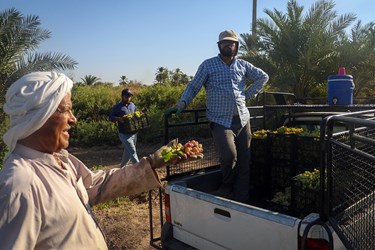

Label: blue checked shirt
[179,55,269,128]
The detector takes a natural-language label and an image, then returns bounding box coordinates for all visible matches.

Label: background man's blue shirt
[109,102,137,134]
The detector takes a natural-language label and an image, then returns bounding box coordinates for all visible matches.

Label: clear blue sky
[1,0,373,85]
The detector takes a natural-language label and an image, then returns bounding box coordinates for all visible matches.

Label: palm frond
[5,52,77,86]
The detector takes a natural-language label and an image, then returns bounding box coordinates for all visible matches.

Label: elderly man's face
[35,93,77,153]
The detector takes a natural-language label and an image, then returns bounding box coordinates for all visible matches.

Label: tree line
[78,67,193,86]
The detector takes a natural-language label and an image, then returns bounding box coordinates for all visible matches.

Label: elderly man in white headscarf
[0,71,180,249]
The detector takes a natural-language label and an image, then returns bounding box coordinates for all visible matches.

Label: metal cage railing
[163,109,220,179]
[320,110,375,250]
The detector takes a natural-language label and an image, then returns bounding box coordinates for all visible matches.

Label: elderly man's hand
[147,139,178,169]
[147,139,204,169]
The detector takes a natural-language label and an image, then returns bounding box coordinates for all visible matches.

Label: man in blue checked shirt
[165,29,269,203]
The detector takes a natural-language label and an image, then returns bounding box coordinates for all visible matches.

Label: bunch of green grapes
[123,111,143,119]
[271,187,291,206]
[294,168,320,190]
[252,129,271,139]
[272,126,304,135]
[253,127,304,138]
[161,140,203,164]
[133,111,143,118]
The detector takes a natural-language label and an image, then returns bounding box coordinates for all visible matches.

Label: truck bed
[168,167,271,210]
[166,169,301,249]
[149,104,375,249]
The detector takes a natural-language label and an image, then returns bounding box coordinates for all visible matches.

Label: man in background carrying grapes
[109,89,139,166]
[165,30,269,203]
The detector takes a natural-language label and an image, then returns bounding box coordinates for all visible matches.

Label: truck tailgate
[169,185,301,249]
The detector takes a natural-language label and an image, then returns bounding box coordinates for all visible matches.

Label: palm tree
[119,75,128,86]
[81,75,101,85]
[0,8,77,95]
[170,68,182,86]
[240,0,356,98]
[170,68,191,85]
[337,21,375,97]
[155,67,169,84]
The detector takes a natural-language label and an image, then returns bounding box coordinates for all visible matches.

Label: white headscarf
[3,71,73,156]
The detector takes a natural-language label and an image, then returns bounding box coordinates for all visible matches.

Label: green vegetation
[71,83,206,144]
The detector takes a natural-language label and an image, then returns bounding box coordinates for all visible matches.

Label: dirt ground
[69,141,165,250]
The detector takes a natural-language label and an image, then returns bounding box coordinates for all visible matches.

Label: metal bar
[165,121,210,128]
[158,187,164,235]
[331,138,375,163]
[351,133,375,147]
[148,190,155,246]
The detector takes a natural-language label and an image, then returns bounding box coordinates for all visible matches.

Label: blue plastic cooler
[327,73,355,105]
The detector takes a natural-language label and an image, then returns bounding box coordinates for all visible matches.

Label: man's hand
[164,106,180,116]
[164,101,185,117]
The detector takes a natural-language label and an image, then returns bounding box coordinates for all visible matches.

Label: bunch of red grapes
[161,140,203,164]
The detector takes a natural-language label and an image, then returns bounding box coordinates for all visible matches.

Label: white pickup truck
[149,97,375,250]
